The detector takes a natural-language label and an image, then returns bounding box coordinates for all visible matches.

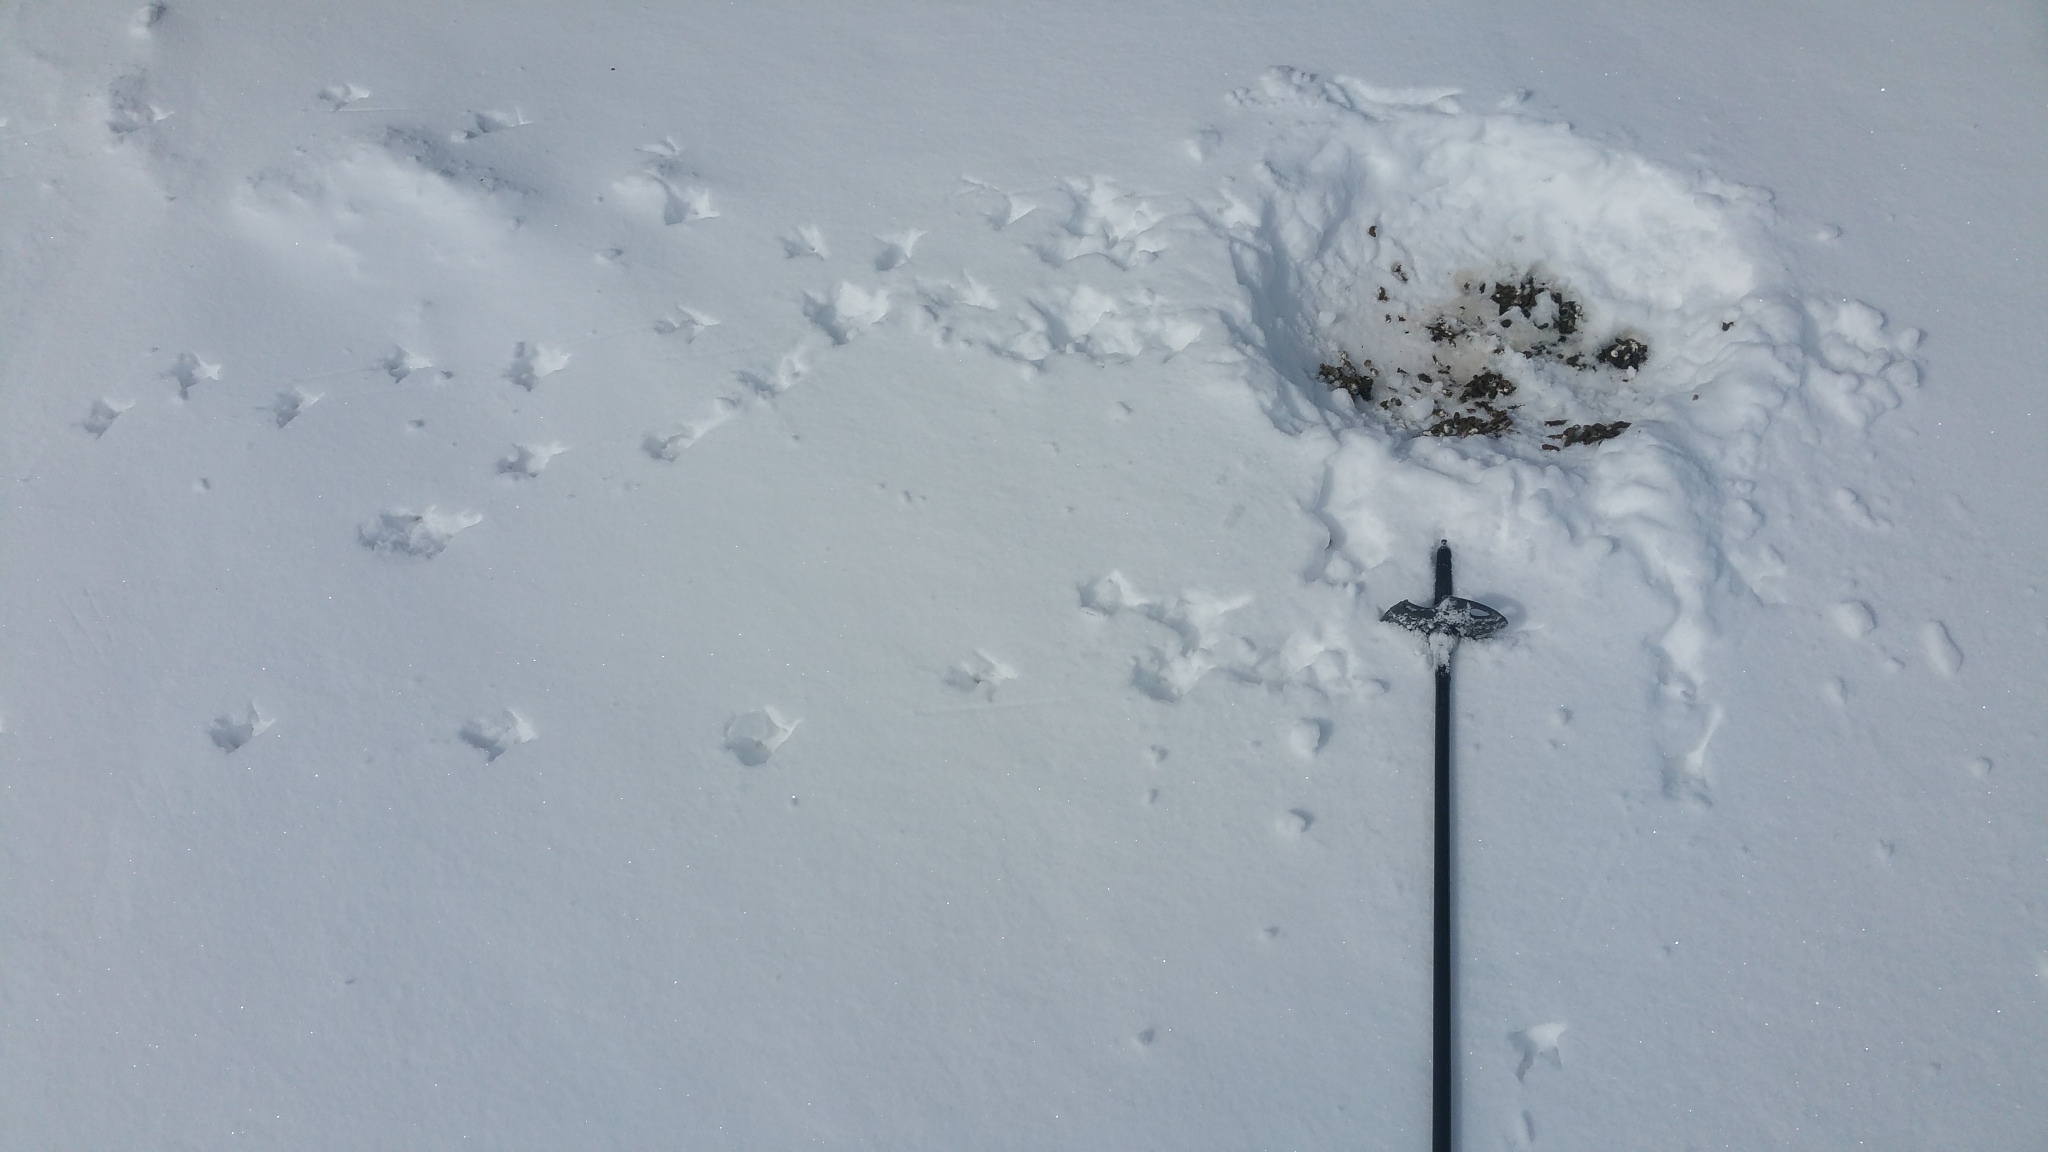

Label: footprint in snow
[1829,600,1877,640]
[1039,176,1170,269]
[359,507,480,558]
[646,397,740,460]
[382,346,441,382]
[874,228,926,271]
[129,3,166,37]
[945,650,1018,699]
[653,307,719,341]
[318,82,371,110]
[505,342,570,390]
[452,108,530,141]
[738,345,809,398]
[81,398,133,437]
[1832,487,1892,531]
[1921,621,1963,677]
[168,352,220,399]
[209,704,273,753]
[959,177,1040,230]
[1822,677,1848,707]
[725,707,797,766]
[271,388,320,428]
[1276,808,1315,836]
[1082,571,1250,703]
[915,274,998,314]
[658,183,717,224]
[612,139,719,225]
[1287,718,1331,758]
[461,710,534,761]
[499,442,565,478]
[1510,1022,1567,1081]
[805,283,891,344]
[106,73,171,138]
[781,225,829,259]
[1660,704,1721,808]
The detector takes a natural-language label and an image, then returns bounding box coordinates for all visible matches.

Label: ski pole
[1382,541,1508,1152]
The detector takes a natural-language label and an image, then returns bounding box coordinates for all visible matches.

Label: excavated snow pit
[1315,267,1650,449]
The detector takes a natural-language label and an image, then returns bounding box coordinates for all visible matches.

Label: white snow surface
[3,2,2045,1148]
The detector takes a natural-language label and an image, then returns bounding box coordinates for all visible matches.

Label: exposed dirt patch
[1318,267,1651,446]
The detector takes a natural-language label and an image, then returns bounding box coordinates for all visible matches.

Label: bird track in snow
[499,443,566,478]
[81,398,133,437]
[359,507,480,558]
[461,710,534,761]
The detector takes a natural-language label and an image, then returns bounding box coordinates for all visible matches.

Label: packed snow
[3,2,2044,1148]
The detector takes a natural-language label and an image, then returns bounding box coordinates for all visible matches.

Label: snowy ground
[3,2,2044,1148]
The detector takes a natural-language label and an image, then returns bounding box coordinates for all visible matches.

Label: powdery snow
[2,3,2043,1149]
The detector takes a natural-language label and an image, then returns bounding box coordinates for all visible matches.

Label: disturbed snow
[1,9,2020,1149]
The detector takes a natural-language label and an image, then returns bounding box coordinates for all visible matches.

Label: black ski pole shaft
[1378,540,1506,1152]
[1433,542,1455,1152]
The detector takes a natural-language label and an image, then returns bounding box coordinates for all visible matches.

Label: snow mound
[1209,69,1920,802]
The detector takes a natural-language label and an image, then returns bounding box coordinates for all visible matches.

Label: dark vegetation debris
[1490,276,1541,317]
[1460,370,1514,403]
[1595,337,1649,371]
[1428,408,1514,438]
[1540,421,1631,450]
[1317,265,1657,447]
[1316,352,1376,401]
